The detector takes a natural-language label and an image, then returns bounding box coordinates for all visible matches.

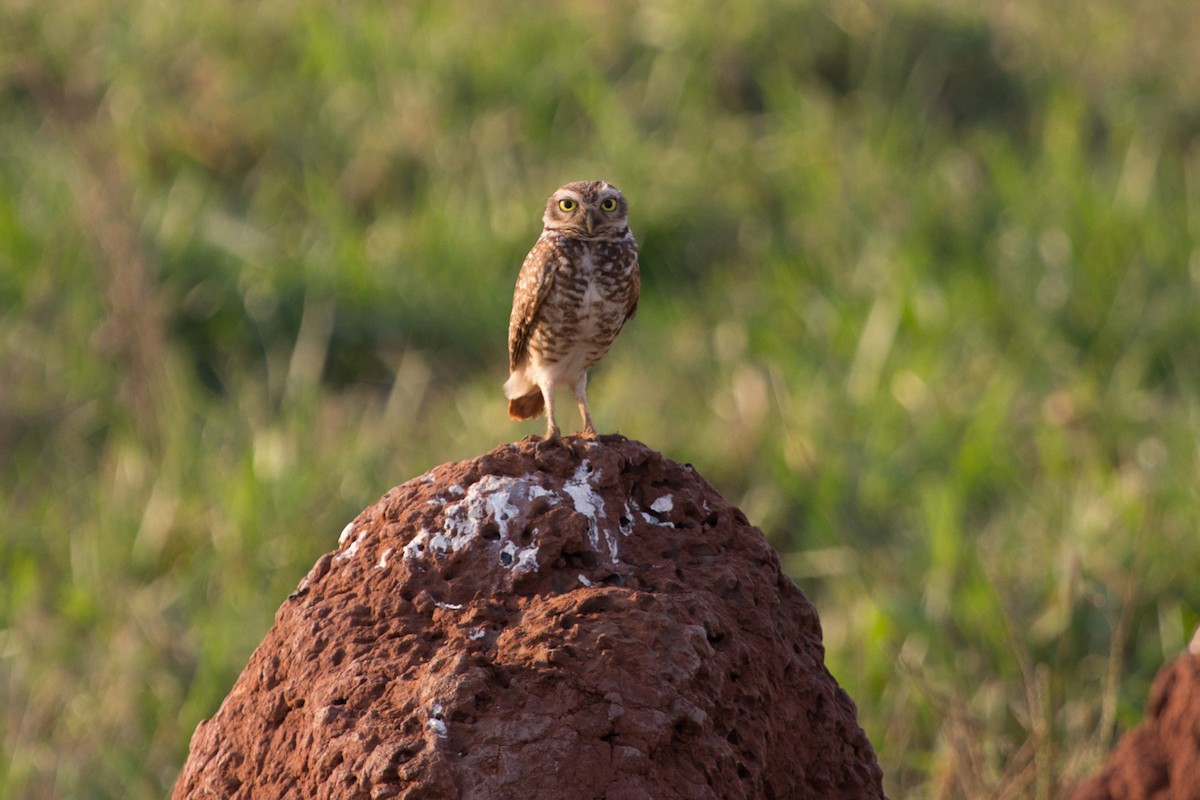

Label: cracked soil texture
[173,436,886,799]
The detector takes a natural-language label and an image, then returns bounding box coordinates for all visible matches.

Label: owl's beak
[584,210,597,233]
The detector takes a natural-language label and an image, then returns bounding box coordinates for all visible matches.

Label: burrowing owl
[505,181,640,441]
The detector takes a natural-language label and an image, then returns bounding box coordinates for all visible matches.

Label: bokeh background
[3,0,1199,797]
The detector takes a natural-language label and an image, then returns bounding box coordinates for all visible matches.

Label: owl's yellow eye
[600,198,618,212]
[558,198,577,212]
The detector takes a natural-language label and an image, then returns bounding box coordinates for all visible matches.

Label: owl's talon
[533,431,565,455]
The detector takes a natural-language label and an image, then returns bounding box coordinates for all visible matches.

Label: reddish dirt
[1071,638,1200,800]
[173,436,886,799]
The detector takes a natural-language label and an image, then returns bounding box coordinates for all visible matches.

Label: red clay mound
[1071,635,1200,800]
[173,436,886,799]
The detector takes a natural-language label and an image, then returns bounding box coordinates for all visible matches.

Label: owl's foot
[575,397,596,441]
[533,431,564,456]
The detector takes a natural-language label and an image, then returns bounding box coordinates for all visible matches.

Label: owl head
[542,181,629,239]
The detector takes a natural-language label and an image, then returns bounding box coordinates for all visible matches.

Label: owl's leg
[541,382,562,441]
[571,373,597,439]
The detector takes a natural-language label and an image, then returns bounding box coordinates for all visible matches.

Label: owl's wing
[623,252,640,324]
[508,236,559,371]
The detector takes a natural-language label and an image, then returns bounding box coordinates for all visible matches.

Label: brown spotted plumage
[505,181,640,440]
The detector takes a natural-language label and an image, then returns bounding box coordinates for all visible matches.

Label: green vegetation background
[3,0,1198,796]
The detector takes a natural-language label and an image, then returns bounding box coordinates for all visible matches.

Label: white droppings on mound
[400,461,639,569]
[404,473,560,570]
[403,528,450,559]
[563,461,620,560]
[622,496,674,531]
[427,703,448,738]
[650,495,673,514]
[336,528,367,562]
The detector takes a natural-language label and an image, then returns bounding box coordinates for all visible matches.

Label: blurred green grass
[2,0,1199,796]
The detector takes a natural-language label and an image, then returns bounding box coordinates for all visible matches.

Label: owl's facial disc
[543,182,627,238]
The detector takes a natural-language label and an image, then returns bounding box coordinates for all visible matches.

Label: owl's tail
[503,372,545,420]
[507,391,544,420]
